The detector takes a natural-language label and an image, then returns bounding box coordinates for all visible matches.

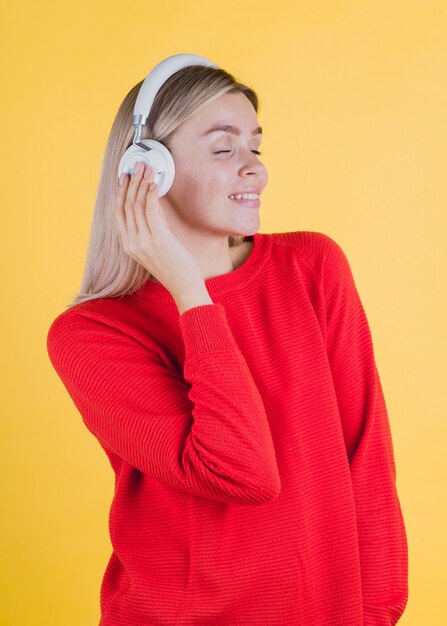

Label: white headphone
[117,53,218,197]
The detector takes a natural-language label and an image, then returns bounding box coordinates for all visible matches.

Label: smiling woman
[64,63,265,309]
[47,54,408,626]
[160,91,267,241]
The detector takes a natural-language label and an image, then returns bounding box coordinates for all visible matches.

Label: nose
[239,150,266,177]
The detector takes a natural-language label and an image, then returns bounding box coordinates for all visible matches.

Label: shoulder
[46,303,114,369]
[268,230,352,282]
[47,299,117,340]
[46,296,157,366]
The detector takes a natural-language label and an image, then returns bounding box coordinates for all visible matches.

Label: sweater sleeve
[319,235,408,625]
[46,302,281,505]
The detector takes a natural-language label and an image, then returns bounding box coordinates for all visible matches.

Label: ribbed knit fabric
[46,231,408,626]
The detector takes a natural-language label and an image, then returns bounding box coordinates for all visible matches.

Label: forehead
[178,92,261,139]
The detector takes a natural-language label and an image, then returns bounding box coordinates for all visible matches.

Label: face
[160,91,268,239]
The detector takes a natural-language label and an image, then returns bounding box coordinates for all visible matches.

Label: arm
[172,280,214,314]
[320,235,408,625]
[46,302,281,505]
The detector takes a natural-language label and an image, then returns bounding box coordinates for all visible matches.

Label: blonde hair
[66,65,259,309]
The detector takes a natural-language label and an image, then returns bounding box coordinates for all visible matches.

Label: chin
[240,221,261,236]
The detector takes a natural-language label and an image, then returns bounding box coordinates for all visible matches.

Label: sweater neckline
[134,232,272,303]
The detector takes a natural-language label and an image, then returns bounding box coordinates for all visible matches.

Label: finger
[134,166,155,234]
[145,180,164,230]
[124,161,145,237]
[114,173,131,251]
[114,171,129,211]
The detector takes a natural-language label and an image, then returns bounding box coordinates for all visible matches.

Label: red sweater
[46,230,408,625]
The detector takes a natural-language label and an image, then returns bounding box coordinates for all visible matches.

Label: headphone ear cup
[117,139,175,197]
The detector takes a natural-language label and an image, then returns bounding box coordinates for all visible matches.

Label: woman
[47,58,408,625]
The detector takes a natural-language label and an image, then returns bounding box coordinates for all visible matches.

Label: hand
[114,162,204,296]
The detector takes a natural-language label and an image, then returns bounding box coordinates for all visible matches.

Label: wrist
[173,282,213,314]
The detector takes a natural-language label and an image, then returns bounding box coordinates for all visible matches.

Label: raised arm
[46,302,281,505]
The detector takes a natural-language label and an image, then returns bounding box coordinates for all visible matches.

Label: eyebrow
[201,123,263,137]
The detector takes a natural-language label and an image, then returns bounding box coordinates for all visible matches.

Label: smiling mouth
[228,196,260,207]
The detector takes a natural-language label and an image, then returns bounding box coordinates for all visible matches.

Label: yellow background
[1,1,445,624]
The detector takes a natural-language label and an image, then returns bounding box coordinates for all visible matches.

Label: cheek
[206,169,231,195]
[170,166,200,197]
[171,161,230,204]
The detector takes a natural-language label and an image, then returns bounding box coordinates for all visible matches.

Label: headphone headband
[118,53,219,195]
[132,53,218,138]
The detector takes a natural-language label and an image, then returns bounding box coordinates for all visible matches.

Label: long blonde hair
[66,65,259,309]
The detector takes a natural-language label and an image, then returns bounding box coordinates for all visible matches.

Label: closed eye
[214,150,262,155]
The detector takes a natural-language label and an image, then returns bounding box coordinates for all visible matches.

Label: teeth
[229,193,260,200]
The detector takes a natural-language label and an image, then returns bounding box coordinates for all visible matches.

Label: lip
[228,196,261,208]
[228,189,262,196]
